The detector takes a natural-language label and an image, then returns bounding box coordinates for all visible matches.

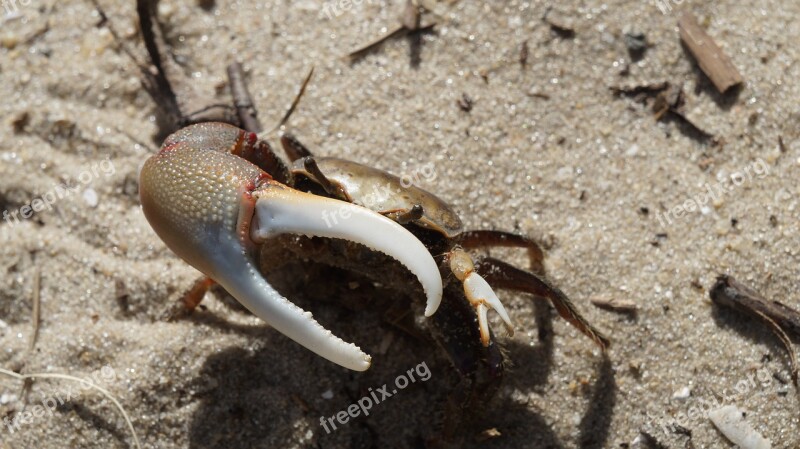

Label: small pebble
[321,389,334,399]
[672,386,691,400]
[0,393,18,405]
[83,188,99,207]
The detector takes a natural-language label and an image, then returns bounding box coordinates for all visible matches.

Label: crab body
[290,156,463,237]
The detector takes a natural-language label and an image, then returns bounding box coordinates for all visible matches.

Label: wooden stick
[227,62,262,133]
[678,12,743,94]
[28,268,40,351]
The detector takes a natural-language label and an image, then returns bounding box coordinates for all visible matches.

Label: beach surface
[0,0,799,448]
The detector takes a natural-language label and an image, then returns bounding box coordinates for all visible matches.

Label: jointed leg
[475,257,610,350]
[182,276,216,311]
[280,133,314,161]
[458,230,545,275]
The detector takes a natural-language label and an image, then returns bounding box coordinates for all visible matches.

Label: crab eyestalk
[139,124,443,371]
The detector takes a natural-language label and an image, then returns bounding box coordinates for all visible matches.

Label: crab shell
[291,157,464,238]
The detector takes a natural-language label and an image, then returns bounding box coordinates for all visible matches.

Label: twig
[265,67,315,135]
[29,268,41,352]
[347,0,436,59]
[227,62,262,133]
[0,368,142,449]
[678,12,743,94]
[590,296,637,314]
[347,25,407,58]
[135,0,184,128]
[519,40,529,69]
[710,275,799,385]
[609,82,669,97]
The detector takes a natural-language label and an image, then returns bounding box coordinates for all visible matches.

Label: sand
[0,0,799,448]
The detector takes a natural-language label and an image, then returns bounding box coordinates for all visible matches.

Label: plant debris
[457,93,473,112]
[542,7,576,38]
[590,296,637,314]
[678,12,744,94]
[347,0,437,61]
[710,275,799,385]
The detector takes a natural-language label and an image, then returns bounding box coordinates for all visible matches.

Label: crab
[129,0,609,441]
[139,120,609,439]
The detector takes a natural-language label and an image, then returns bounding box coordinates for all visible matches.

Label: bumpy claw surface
[139,123,443,371]
[449,249,514,346]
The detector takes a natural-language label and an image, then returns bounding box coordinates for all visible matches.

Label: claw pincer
[140,124,443,371]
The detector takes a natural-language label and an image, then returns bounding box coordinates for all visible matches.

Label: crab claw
[449,249,514,346]
[250,186,443,317]
[140,130,443,371]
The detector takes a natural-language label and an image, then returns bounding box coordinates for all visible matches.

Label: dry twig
[678,12,743,94]
[0,368,141,449]
[29,268,41,352]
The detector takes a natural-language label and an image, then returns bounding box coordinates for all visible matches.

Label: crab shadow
[184,279,457,449]
[184,285,615,449]
[477,341,615,449]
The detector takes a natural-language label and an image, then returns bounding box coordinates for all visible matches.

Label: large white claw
[251,187,443,316]
[139,125,443,372]
[214,240,374,371]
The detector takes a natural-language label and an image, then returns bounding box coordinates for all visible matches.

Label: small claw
[251,184,443,317]
[449,249,514,346]
[140,124,443,370]
[463,272,514,333]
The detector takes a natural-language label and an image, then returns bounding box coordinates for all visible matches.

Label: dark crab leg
[458,230,546,274]
[475,257,610,350]
[280,133,314,161]
[140,123,444,371]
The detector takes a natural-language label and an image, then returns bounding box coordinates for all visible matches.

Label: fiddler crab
[139,121,609,430]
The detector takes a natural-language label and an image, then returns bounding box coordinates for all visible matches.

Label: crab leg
[448,248,514,346]
[140,127,443,371]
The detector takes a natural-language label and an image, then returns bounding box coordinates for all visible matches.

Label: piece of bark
[678,12,743,94]
[711,275,800,337]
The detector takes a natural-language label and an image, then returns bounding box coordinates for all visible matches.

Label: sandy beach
[1,0,799,448]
